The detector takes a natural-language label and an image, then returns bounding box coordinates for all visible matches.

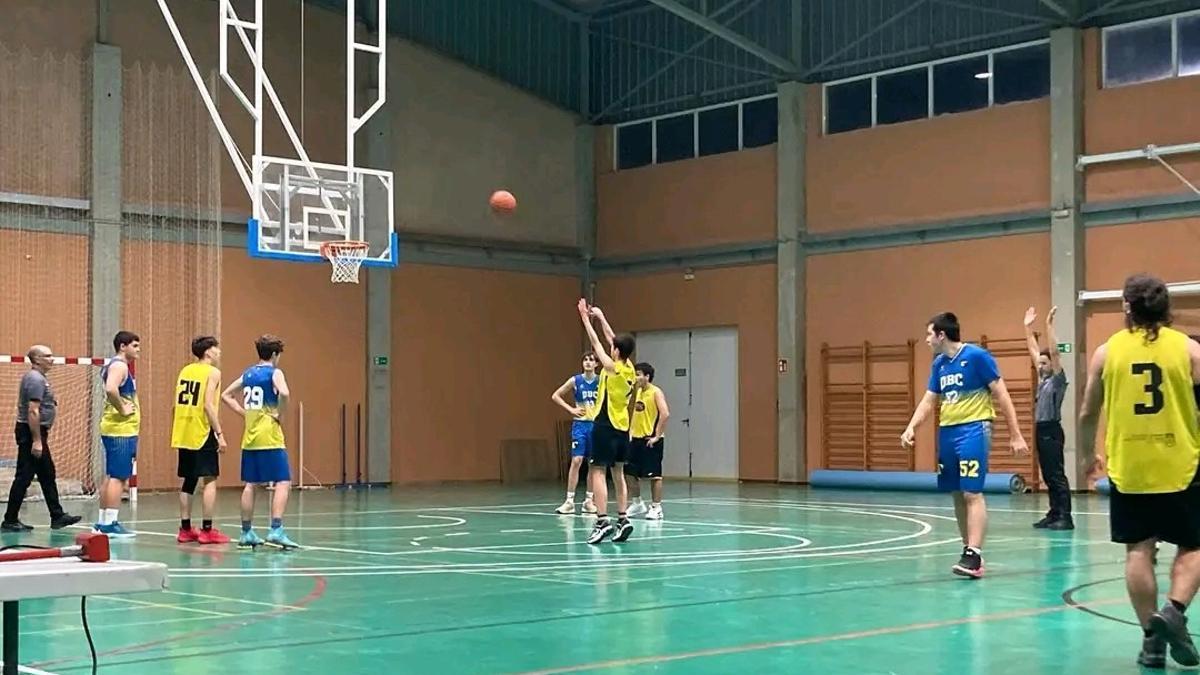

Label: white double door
[632,328,738,480]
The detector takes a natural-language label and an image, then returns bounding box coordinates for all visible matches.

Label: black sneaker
[1138,633,1167,669]
[1045,518,1075,531]
[50,514,82,530]
[0,520,32,532]
[586,519,613,545]
[612,519,633,543]
[952,547,984,579]
[1149,604,1200,666]
[1032,515,1053,529]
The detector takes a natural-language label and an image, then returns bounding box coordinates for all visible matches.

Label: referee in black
[1,345,81,532]
[1022,307,1073,530]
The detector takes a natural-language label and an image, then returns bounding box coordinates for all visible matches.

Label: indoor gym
[3,0,1200,673]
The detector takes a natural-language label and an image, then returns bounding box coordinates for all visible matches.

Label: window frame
[821,38,1050,135]
[612,93,778,172]
[1100,9,1200,89]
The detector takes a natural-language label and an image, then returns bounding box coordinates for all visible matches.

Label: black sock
[1172,599,1187,613]
[1145,627,1154,637]
[181,519,191,530]
[202,519,213,531]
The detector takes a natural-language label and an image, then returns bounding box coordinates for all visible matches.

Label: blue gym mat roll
[810,470,1027,494]
[1095,478,1112,495]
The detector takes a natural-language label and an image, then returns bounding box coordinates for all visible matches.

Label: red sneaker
[198,527,230,545]
[177,527,200,543]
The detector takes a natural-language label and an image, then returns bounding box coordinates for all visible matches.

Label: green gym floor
[0,483,1175,674]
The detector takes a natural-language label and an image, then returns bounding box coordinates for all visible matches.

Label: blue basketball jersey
[928,344,1001,427]
[574,373,599,424]
[240,364,285,450]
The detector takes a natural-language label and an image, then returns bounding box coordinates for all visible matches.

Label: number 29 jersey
[240,364,286,452]
[1104,326,1200,494]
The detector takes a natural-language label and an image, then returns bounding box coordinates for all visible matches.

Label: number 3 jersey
[928,344,1000,427]
[1103,326,1200,493]
[240,364,286,451]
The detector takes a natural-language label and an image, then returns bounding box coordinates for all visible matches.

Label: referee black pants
[1036,420,1072,520]
[4,423,65,523]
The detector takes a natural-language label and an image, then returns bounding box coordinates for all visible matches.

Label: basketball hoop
[319,240,370,284]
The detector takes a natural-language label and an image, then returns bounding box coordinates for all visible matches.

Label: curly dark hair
[1123,273,1172,342]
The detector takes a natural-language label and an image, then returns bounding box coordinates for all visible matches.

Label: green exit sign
[374,356,389,366]
[1057,342,1072,354]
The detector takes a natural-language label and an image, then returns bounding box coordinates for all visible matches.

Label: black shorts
[177,432,220,479]
[588,422,628,468]
[628,437,664,478]
[1110,470,1200,549]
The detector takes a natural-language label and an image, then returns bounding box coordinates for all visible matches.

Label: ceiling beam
[644,0,797,74]
[1036,0,1071,18]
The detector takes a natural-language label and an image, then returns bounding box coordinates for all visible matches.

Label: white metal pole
[298,401,305,489]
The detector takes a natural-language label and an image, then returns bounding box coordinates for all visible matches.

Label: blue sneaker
[265,527,299,550]
[94,522,136,539]
[238,530,265,549]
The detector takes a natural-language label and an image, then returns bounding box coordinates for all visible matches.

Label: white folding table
[0,558,168,675]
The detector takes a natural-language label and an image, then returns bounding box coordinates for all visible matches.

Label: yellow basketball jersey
[171,362,216,450]
[1104,326,1200,493]
[631,385,661,439]
[597,359,636,431]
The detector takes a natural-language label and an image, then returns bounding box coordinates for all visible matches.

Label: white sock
[651,502,661,508]
[585,492,594,500]
[107,508,120,524]
[565,492,573,501]
[97,509,108,526]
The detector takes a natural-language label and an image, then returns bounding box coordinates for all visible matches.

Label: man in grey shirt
[2,345,80,531]
[1023,307,1073,530]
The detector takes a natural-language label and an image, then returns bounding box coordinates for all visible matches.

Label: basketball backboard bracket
[155,0,397,271]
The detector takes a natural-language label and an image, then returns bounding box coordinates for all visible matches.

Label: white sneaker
[645,504,663,520]
[627,500,648,517]
[582,499,597,514]
[555,499,575,515]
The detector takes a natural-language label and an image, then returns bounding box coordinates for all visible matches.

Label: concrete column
[1049,28,1085,489]
[90,43,122,485]
[776,82,806,483]
[365,83,392,485]
[576,125,596,303]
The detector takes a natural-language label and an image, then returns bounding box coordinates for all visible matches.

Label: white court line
[445,532,470,537]
[163,590,307,611]
[0,663,58,675]
[501,529,535,534]
[98,595,238,617]
[271,515,466,531]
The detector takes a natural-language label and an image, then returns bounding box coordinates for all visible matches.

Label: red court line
[515,597,1129,674]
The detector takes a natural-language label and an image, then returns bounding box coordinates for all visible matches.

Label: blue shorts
[571,421,593,459]
[241,449,292,484]
[101,436,137,480]
[936,421,992,493]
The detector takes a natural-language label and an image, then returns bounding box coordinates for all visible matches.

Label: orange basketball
[489,190,516,214]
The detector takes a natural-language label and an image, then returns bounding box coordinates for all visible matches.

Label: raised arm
[1044,306,1063,372]
[1023,307,1041,367]
[220,376,245,418]
[1078,344,1108,478]
[551,377,583,418]
[578,299,615,372]
[205,369,226,449]
[591,307,616,350]
[273,368,290,423]
[104,360,132,415]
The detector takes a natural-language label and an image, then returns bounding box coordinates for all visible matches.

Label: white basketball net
[320,241,370,284]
